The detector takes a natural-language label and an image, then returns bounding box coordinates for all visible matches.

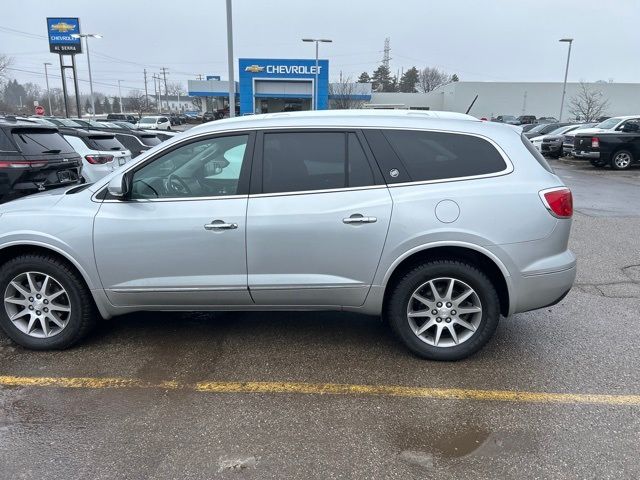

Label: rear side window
[262,131,374,194]
[521,133,553,173]
[0,130,17,152]
[11,129,75,155]
[140,135,161,147]
[382,129,507,182]
[89,136,124,151]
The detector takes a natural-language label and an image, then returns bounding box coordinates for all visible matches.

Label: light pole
[558,38,573,122]
[117,80,123,113]
[302,38,332,110]
[43,62,52,115]
[71,33,102,118]
[225,0,236,117]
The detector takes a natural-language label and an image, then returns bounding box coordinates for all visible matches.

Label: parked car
[73,120,163,158]
[517,115,537,125]
[540,124,596,158]
[573,120,640,169]
[536,117,559,124]
[107,113,138,124]
[44,117,85,129]
[520,124,538,133]
[178,114,188,124]
[563,116,640,157]
[59,129,132,183]
[0,110,575,359]
[523,122,572,139]
[202,111,216,123]
[136,116,171,130]
[0,118,82,203]
[491,115,519,125]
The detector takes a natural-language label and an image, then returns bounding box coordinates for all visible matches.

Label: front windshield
[548,125,574,135]
[596,117,621,129]
[527,124,546,134]
[57,118,83,127]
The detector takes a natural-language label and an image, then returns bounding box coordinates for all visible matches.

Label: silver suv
[0,111,576,360]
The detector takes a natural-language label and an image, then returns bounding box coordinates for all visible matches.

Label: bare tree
[166,82,186,96]
[568,82,609,122]
[124,89,147,118]
[329,77,367,109]
[0,54,11,85]
[416,66,453,93]
[191,97,203,111]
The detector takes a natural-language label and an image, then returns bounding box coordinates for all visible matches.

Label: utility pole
[143,68,149,113]
[152,74,161,113]
[117,80,123,113]
[225,0,236,117]
[43,62,53,115]
[160,67,169,112]
[196,74,203,81]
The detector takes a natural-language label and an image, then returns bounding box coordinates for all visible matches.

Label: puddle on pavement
[394,422,537,468]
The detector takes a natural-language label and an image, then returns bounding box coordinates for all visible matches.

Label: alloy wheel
[614,152,631,169]
[406,277,483,348]
[3,271,71,338]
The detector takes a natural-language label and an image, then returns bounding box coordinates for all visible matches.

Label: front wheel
[0,254,97,350]
[386,260,500,361]
[610,150,634,170]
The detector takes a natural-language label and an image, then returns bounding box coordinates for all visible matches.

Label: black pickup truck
[573,120,640,169]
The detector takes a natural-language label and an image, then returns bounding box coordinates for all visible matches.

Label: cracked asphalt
[0,158,639,479]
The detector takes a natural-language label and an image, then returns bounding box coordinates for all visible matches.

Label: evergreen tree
[84,98,92,114]
[112,96,121,113]
[371,65,395,92]
[357,72,371,83]
[399,66,419,93]
[3,79,27,107]
[94,97,104,114]
[452,74,459,82]
[102,96,111,114]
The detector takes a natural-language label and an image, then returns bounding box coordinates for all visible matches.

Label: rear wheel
[610,150,634,170]
[386,260,500,361]
[0,254,97,350]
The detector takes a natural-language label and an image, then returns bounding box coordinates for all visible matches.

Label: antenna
[382,37,391,69]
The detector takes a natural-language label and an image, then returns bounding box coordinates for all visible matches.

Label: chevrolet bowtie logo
[244,65,264,73]
[50,21,76,33]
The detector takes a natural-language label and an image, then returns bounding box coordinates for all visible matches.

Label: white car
[136,116,172,131]
[62,131,132,183]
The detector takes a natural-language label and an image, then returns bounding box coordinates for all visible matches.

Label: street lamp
[43,62,52,115]
[558,38,573,122]
[302,38,332,110]
[71,33,102,118]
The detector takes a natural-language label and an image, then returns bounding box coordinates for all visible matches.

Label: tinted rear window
[521,133,553,173]
[382,129,507,181]
[11,130,74,155]
[0,130,17,152]
[89,136,124,151]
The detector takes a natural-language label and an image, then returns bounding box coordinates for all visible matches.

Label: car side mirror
[107,171,131,199]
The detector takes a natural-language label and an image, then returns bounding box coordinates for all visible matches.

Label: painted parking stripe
[0,375,639,406]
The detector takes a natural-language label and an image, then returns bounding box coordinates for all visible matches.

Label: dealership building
[188,58,640,119]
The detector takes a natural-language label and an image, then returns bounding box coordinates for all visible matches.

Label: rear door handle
[343,214,377,224]
[204,220,238,230]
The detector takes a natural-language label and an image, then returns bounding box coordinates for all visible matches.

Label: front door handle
[204,220,238,230]
[343,214,377,224]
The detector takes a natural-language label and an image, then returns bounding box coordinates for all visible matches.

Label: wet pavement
[0,159,639,479]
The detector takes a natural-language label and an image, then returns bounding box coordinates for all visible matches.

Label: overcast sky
[1,0,639,97]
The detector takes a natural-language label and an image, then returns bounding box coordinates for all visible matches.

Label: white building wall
[369,82,640,119]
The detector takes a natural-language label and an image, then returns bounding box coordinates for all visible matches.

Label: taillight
[540,187,573,218]
[591,137,600,148]
[0,160,48,168]
[85,154,114,165]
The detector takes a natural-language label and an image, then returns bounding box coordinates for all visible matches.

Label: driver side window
[131,134,249,199]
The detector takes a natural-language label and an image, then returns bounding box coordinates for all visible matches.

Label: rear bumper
[573,150,600,159]
[512,261,576,314]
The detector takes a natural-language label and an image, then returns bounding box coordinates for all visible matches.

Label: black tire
[0,254,97,350]
[610,150,634,170]
[385,260,500,361]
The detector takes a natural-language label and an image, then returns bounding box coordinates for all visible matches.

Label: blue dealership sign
[239,58,329,115]
[46,17,82,54]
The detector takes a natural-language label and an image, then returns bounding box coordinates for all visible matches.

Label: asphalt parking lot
[0,159,639,479]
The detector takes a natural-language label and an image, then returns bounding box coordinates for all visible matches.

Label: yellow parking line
[1,375,638,406]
